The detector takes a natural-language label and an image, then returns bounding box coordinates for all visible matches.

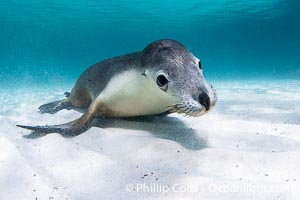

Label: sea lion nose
[198,92,210,110]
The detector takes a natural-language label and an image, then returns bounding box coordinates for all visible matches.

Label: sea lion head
[141,39,217,116]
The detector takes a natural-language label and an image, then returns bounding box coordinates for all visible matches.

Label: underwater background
[0,0,299,87]
[1,1,300,199]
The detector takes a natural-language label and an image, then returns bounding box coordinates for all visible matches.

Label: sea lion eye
[198,61,202,70]
[157,75,168,86]
[156,74,169,90]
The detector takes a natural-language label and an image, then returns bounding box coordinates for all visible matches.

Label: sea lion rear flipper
[17,110,95,136]
[64,92,71,97]
[39,99,72,114]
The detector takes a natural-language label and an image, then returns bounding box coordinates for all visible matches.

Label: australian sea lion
[17,39,217,135]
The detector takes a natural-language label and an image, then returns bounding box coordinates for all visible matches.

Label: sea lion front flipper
[17,107,95,136]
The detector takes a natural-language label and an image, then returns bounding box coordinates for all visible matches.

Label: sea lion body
[69,52,176,117]
[17,39,217,135]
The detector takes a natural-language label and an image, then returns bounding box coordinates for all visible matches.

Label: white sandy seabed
[0,80,299,200]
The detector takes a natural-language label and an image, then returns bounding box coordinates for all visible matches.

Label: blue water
[0,0,300,86]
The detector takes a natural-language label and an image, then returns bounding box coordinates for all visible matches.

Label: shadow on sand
[24,115,207,150]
